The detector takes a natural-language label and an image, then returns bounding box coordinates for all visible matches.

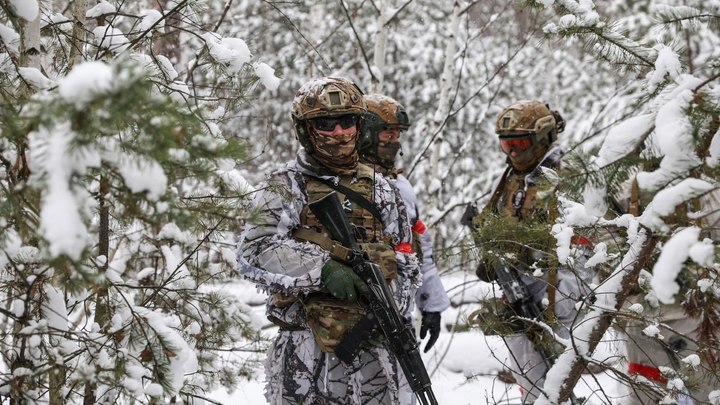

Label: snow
[8,0,39,21]
[27,123,93,260]
[18,67,53,89]
[650,227,701,304]
[86,1,116,19]
[210,276,626,404]
[254,62,281,91]
[58,61,114,110]
[0,22,20,54]
[93,25,130,53]
[202,33,253,75]
[646,45,682,92]
[139,9,164,32]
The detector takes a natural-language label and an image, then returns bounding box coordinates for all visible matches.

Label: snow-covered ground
[211,272,629,404]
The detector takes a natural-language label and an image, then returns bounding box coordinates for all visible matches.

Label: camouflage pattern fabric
[238,150,420,405]
[473,145,596,403]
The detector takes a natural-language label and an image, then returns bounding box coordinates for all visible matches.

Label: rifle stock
[309,192,439,405]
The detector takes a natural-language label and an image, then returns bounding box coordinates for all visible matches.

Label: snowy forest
[0,0,719,404]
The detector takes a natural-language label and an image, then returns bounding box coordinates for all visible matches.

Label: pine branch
[557,231,656,403]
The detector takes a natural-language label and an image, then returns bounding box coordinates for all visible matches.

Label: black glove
[419,311,441,353]
[475,261,497,282]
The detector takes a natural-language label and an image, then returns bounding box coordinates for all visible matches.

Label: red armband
[395,242,414,254]
[412,219,427,235]
[571,235,593,247]
[628,362,667,384]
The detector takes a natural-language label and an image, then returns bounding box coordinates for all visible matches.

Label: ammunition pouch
[302,293,367,352]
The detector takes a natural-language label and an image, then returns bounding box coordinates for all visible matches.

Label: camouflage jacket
[237,150,421,329]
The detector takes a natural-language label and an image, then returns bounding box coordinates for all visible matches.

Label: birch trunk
[67,0,88,71]
[427,1,460,222]
[371,0,389,94]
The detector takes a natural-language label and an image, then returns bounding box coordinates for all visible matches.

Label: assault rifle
[461,203,579,404]
[309,192,439,405]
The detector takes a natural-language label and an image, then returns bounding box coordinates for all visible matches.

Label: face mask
[508,144,545,172]
[309,129,358,172]
[376,141,401,168]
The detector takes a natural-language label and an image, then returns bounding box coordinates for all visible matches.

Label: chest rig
[293,164,398,353]
[495,171,541,220]
[297,163,398,281]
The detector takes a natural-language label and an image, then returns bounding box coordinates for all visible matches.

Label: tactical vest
[295,163,398,352]
[494,171,542,220]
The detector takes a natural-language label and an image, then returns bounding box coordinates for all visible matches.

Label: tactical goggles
[309,114,358,131]
[499,133,535,154]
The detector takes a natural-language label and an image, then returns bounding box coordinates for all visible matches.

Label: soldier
[618,182,720,404]
[237,77,420,405]
[466,100,593,403]
[358,93,451,353]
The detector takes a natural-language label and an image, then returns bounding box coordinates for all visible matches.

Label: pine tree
[520,0,720,402]
[0,1,277,403]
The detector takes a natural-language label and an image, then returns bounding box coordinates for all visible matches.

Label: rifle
[309,192,439,405]
[462,203,580,404]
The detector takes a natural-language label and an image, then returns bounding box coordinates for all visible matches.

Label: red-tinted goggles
[499,134,535,153]
[310,114,357,131]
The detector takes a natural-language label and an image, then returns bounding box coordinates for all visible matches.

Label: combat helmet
[495,100,565,171]
[291,77,367,152]
[358,94,410,167]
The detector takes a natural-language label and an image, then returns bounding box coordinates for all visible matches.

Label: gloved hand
[321,259,369,303]
[419,311,441,353]
[475,261,497,282]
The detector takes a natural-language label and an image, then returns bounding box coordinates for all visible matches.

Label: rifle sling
[314,177,383,223]
[293,227,353,263]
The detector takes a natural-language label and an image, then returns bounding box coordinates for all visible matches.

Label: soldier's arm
[237,171,328,295]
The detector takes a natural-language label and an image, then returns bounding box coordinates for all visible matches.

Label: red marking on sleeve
[412,219,427,234]
[395,242,414,254]
[628,362,667,384]
[571,235,593,247]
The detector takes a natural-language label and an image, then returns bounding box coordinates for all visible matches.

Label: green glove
[321,259,369,303]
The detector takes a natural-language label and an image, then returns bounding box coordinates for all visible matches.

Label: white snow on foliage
[58,61,114,110]
[0,22,20,54]
[42,285,68,332]
[651,227,702,304]
[93,25,130,53]
[140,9,164,32]
[202,33,252,75]
[86,1,116,18]
[8,0,39,21]
[646,45,682,92]
[639,178,714,231]
[115,154,167,201]
[27,123,94,260]
[19,67,53,89]
[596,114,653,167]
[636,76,703,191]
[254,62,281,91]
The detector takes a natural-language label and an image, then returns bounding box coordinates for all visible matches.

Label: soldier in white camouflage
[237,77,420,405]
[358,94,451,353]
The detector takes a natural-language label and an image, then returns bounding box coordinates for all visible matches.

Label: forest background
[1,0,719,404]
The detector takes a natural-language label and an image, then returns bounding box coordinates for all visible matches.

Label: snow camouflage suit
[238,150,421,405]
[472,145,594,404]
[376,169,451,318]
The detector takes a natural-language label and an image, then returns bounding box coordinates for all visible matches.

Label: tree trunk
[427,0,460,238]
[84,176,110,405]
[370,0,388,93]
[153,0,182,65]
[67,0,89,71]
